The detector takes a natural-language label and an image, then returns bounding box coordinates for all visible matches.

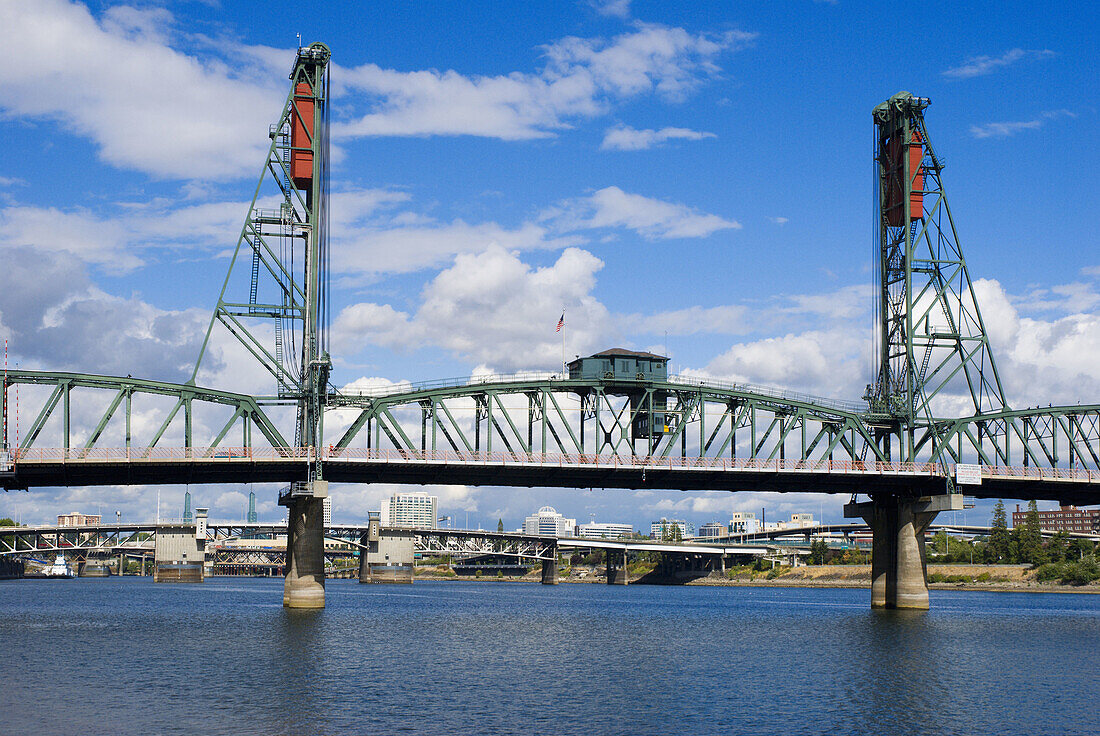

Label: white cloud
[591,0,632,19]
[769,216,788,225]
[969,109,1074,139]
[620,305,751,336]
[970,119,1044,139]
[697,329,869,400]
[600,124,716,150]
[333,245,614,370]
[545,186,740,239]
[943,48,1054,79]
[335,24,754,140]
[0,0,284,180]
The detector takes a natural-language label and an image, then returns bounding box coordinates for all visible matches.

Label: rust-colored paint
[291,81,314,191]
[883,128,924,226]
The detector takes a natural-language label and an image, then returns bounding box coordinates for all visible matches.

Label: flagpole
[561,309,566,375]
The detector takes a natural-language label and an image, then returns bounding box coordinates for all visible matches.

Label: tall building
[382,492,437,528]
[698,522,727,539]
[523,506,576,537]
[247,491,257,524]
[57,512,101,527]
[650,518,690,539]
[323,496,332,527]
[577,521,633,539]
[1012,505,1100,534]
[729,512,759,534]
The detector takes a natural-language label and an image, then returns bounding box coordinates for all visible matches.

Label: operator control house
[568,348,669,381]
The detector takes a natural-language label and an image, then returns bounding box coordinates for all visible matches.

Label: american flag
[556,313,565,332]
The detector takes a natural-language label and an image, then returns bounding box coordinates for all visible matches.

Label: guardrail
[6,447,1098,482]
[333,371,867,414]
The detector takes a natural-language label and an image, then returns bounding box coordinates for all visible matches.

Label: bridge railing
[334,370,866,413]
[8,446,1097,482]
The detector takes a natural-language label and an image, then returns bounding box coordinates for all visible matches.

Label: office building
[523,506,576,537]
[577,521,633,539]
[58,512,101,527]
[650,518,691,539]
[381,492,437,528]
[729,512,759,534]
[1012,505,1099,534]
[698,522,727,539]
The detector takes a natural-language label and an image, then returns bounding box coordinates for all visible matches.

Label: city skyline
[1,1,1097,528]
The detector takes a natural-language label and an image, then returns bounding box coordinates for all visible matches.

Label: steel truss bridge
[3,374,1098,503]
[1,48,1097,610]
[0,522,773,567]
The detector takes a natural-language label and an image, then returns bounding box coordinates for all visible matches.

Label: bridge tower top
[869,91,1008,461]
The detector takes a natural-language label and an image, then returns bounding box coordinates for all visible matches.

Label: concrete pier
[541,558,560,584]
[358,518,415,584]
[605,549,627,585]
[283,486,326,608]
[845,493,963,609]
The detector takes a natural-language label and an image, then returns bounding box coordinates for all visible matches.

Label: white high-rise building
[523,506,576,537]
[382,492,437,528]
[322,497,332,527]
[650,518,691,539]
[729,511,759,535]
[577,522,633,539]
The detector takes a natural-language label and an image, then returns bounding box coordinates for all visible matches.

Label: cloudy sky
[1,0,1097,529]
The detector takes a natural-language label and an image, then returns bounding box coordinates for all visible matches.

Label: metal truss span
[1,369,290,452]
[4,372,1099,504]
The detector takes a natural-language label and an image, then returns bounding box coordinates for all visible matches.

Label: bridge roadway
[0,522,774,561]
[721,523,1100,544]
[4,447,1099,504]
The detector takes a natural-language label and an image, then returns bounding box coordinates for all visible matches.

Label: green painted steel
[1,78,1098,497]
[190,43,332,477]
[869,92,1007,468]
[1,370,289,451]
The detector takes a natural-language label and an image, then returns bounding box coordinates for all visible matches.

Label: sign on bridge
[955,463,982,485]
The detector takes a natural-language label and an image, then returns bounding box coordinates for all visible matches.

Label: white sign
[0,451,10,472]
[955,463,982,485]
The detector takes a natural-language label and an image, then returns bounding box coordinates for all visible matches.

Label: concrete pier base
[606,550,627,585]
[283,491,326,608]
[845,493,963,610]
[541,558,560,585]
[358,522,415,584]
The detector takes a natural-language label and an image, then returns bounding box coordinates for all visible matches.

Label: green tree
[661,523,683,542]
[809,539,829,565]
[496,518,504,533]
[987,499,1011,563]
[0,518,16,527]
[1046,532,1070,563]
[931,530,949,555]
[1018,500,1043,564]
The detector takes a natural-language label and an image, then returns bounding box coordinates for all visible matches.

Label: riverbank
[412,563,1100,593]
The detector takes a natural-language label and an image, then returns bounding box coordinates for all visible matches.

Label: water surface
[1,578,1097,735]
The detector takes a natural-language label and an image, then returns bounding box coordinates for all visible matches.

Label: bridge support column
[606,549,627,585]
[282,483,327,608]
[845,493,963,610]
[541,557,560,585]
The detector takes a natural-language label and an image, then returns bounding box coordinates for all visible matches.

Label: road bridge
[2,49,1097,609]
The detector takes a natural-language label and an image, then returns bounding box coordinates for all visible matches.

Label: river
[1,577,1097,735]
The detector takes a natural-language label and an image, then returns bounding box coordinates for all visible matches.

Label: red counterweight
[883,128,924,226]
[291,82,314,191]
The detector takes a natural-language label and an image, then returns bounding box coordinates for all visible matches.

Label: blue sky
[1,0,1098,529]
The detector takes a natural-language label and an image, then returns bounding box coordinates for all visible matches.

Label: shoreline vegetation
[412,563,1100,593]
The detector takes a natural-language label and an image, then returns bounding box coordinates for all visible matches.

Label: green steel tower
[193,43,333,607]
[868,92,1007,464]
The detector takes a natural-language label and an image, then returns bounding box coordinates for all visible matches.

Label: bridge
[2,45,1097,610]
[0,521,776,584]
